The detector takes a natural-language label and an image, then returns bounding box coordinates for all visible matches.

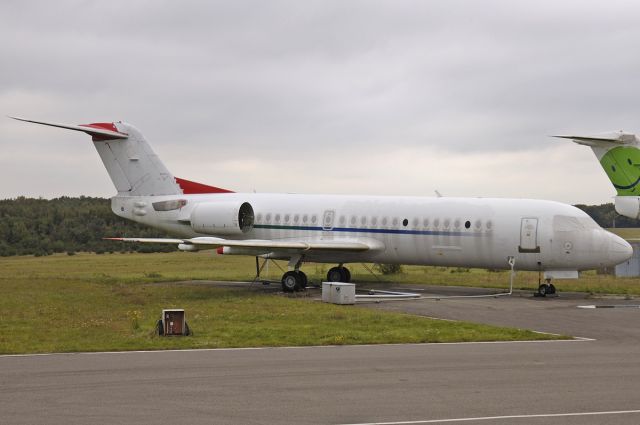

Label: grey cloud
[1,0,640,199]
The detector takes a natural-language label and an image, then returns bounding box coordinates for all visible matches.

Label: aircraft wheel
[343,267,351,283]
[297,271,308,291]
[282,271,299,292]
[548,283,556,295]
[537,283,548,297]
[327,267,345,282]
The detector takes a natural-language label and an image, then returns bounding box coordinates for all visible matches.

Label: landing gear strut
[326,265,351,283]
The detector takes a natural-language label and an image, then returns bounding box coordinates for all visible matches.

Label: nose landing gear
[537,279,556,297]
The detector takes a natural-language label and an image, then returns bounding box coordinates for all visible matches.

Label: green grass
[0,252,566,354]
[607,227,640,240]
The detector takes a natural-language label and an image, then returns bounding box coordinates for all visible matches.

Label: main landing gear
[280,263,352,292]
[281,255,308,293]
[326,265,351,283]
[281,270,307,292]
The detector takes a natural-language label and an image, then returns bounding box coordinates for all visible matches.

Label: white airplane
[11,117,633,296]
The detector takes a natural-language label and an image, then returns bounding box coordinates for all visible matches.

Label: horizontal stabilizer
[553,131,637,147]
[9,116,128,139]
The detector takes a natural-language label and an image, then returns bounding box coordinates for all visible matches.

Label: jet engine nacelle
[190,201,255,235]
[615,196,640,220]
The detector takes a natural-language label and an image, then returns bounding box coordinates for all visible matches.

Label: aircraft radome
[11,117,633,296]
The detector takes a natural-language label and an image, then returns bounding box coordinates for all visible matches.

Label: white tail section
[10,117,182,196]
[94,122,181,196]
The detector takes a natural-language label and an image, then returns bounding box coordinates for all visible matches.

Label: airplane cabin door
[519,217,540,253]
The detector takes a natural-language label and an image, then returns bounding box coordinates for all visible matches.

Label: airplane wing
[105,236,378,252]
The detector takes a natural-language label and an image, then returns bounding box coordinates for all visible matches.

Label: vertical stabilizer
[555,131,640,196]
[93,122,181,196]
[556,131,640,219]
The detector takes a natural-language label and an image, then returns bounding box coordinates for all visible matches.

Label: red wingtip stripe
[175,177,233,194]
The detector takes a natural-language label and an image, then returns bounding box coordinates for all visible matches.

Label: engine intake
[190,201,254,235]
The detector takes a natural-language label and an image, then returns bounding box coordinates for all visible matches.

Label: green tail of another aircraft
[556,131,640,219]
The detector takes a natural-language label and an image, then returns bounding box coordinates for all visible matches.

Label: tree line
[0,197,636,257]
[0,197,174,256]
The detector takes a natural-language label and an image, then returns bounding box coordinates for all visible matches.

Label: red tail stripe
[80,122,127,141]
[81,122,121,133]
[175,177,233,194]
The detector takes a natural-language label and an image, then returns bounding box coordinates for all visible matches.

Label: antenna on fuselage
[435,190,443,198]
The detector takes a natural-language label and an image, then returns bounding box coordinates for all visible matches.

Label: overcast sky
[2,0,639,204]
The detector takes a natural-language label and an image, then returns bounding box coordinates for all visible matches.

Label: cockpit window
[553,215,599,231]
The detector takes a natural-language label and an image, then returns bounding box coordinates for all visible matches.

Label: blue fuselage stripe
[253,224,481,237]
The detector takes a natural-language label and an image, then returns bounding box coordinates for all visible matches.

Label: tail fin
[10,117,232,196]
[554,131,640,196]
[555,131,640,219]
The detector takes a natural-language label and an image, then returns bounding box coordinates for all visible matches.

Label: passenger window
[303,214,308,223]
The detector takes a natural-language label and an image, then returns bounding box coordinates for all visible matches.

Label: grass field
[0,252,570,354]
[607,227,640,240]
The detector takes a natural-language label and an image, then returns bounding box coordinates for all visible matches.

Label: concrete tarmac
[2,285,640,425]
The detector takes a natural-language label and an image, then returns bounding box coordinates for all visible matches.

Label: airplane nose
[608,233,633,265]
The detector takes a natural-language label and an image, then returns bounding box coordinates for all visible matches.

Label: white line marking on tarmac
[0,337,593,358]
[578,304,640,309]
[338,409,640,425]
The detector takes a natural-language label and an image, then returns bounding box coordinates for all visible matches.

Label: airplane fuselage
[112,193,629,272]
